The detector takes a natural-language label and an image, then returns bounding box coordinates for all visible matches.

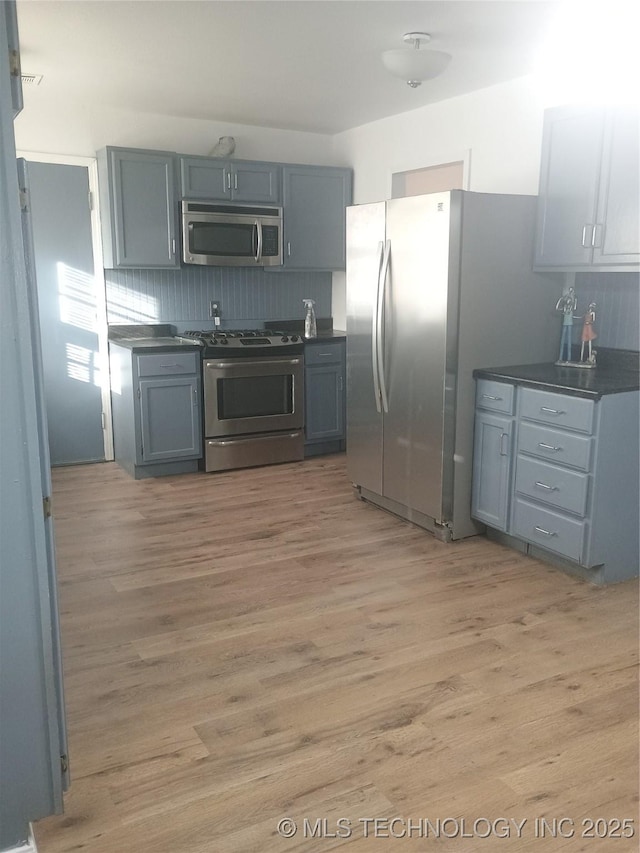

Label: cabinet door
[283,166,352,269]
[232,162,281,203]
[535,106,605,267]
[139,376,201,462]
[305,363,344,442]
[593,108,640,265]
[109,149,179,268]
[471,411,513,531]
[180,157,230,200]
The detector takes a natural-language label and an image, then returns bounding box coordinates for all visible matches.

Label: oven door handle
[207,432,302,447]
[205,358,302,369]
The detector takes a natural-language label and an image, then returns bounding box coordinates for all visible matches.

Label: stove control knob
[281,335,289,342]
[290,335,299,343]
[220,338,228,345]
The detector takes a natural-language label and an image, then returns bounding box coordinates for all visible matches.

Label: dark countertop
[474,361,640,400]
[109,337,203,352]
[305,329,346,341]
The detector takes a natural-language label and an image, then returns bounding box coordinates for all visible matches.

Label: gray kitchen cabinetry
[282,165,353,269]
[109,345,202,478]
[535,105,639,269]
[180,156,281,203]
[472,379,640,583]
[471,380,515,531]
[304,339,346,456]
[97,147,179,269]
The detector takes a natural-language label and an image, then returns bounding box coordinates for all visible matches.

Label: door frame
[16,151,114,460]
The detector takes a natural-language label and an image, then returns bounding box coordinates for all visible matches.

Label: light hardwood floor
[34,455,639,852]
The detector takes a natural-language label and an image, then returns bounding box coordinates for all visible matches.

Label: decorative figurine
[580,302,597,365]
[555,287,577,363]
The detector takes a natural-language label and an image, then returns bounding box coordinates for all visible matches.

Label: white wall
[13,100,337,165]
[330,75,548,328]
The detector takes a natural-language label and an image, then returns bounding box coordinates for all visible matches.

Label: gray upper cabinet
[97,147,179,269]
[4,0,22,117]
[180,156,281,204]
[535,105,639,270]
[282,165,353,269]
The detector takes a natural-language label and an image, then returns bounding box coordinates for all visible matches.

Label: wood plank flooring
[34,455,639,852]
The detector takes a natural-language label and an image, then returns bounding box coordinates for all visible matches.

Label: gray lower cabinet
[472,379,639,583]
[180,156,281,204]
[471,380,515,531]
[110,345,202,478]
[304,339,346,456]
[97,147,179,269]
[282,165,353,269]
[534,105,639,269]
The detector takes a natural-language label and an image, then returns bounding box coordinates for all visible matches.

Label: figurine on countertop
[555,287,577,363]
[580,302,597,365]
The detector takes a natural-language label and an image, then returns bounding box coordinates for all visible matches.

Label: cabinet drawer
[517,421,592,472]
[137,352,199,377]
[515,455,589,516]
[519,387,594,434]
[305,341,344,365]
[475,379,514,414]
[512,497,586,562]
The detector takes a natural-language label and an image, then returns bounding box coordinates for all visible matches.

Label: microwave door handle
[255,221,263,263]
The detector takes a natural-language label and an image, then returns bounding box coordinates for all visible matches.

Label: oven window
[190,222,256,257]
[218,375,293,419]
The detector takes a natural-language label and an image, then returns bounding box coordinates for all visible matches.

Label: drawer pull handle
[538,442,562,452]
[160,363,181,368]
[534,526,557,537]
[535,481,558,491]
[481,394,503,401]
[540,406,566,415]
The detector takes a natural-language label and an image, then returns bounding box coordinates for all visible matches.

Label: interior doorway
[26,160,108,465]
[392,160,465,198]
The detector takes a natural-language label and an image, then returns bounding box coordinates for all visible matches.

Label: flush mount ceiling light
[382,32,451,88]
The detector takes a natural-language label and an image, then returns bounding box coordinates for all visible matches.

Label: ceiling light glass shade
[382,33,452,87]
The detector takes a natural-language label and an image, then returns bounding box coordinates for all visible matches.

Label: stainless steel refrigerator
[346,190,560,541]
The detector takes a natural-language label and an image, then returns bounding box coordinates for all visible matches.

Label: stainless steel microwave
[181,201,283,267]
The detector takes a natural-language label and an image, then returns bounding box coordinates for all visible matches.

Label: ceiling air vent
[21,73,43,86]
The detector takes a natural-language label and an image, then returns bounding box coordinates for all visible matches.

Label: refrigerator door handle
[371,241,384,413]
[377,239,391,413]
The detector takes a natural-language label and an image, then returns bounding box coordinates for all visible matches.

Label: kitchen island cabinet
[472,364,640,583]
[534,105,639,270]
[97,147,179,269]
[304,338,346,456]
[109,342,202,478]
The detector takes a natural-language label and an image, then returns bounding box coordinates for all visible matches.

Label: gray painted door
[27,161,105,465]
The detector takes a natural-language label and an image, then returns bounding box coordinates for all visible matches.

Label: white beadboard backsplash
[575,272,639,351]
[105,267,332,326]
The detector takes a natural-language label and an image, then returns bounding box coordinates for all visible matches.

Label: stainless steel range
[179,329,304,472]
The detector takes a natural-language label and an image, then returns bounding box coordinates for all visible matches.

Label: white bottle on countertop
[303,299,317,339]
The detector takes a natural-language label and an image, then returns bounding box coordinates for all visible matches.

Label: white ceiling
[16,1,560,136]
